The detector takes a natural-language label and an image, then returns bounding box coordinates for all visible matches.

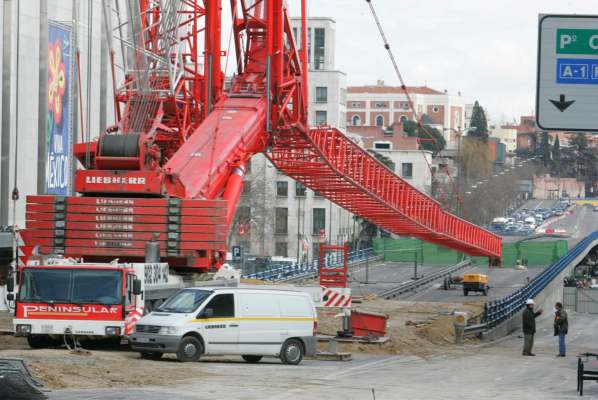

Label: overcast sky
[284,0,598,125]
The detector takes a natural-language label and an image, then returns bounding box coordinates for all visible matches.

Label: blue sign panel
[46,22,73,195]
[556,58,598,84]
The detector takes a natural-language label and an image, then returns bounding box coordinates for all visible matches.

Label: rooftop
[347,85,445,95]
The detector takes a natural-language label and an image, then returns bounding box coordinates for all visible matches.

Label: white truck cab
[130,287,317,365]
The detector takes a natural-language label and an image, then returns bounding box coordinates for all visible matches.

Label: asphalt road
[49,313,598,399]
[400,265,541,303]
[348,261,439,297]
[349,261,541,303]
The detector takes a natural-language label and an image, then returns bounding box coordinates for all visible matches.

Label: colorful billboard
[46,22,73,195]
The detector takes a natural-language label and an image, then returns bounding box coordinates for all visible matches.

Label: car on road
[130,287,317,364]
[594,206,598,212]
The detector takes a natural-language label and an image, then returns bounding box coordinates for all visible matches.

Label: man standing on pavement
[554,302,568,357]
[522,299,542,356]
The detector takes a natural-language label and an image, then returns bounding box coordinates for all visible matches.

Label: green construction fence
[373,237,568,267]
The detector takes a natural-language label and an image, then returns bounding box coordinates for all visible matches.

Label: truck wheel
[483,288,488,296]
[280,339,304,365]
[140,352,163,360]
[27,335,53,349]
[176,336,203,362]
[463,289,468,296]
[242,355,263,363]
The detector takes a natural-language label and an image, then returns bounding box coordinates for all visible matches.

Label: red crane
[22,0,501,271]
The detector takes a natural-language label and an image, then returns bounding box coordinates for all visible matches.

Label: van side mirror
[132,279,142,295]
[6,275,14,292]
[201,308,214,318]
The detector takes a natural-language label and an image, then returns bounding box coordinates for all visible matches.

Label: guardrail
[242,248,376,282]
[480,231,598,330]
[378,259,472,299]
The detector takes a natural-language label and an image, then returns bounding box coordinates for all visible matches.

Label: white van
[130,287,317,365]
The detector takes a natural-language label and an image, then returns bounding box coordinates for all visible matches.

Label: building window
[400,115,408,123]
[307,28,312,68]
[276,181,288,197]
[351,102,361,108]
[275,242,288,257]
[292,27,298,44]
[375,115,384,127]
[312,208,326,235]
[275,207,288,234]
[242,180,250,195]
[315,86,328,103]
[295,182,306,197]
[402,102,410,110]
[432,106,440,113]
[316,110,327,125]
[401,163,413,179]
[237,206,251,223]
[351,115,361,126]
[374,141,391,150]
[314,28,325,70]
[374,102,387,109]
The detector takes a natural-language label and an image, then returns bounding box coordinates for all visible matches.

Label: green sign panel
[557,28,598,54]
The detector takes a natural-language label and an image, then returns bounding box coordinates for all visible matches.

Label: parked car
[130,287,318,364]
[593,206,598,212]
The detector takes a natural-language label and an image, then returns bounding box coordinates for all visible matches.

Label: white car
[130,287,317,364]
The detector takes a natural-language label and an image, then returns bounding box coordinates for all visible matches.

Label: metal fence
[242,248,376,282]
[482,231,598,329]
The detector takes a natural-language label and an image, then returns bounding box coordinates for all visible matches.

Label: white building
[371,149,433,194]
[290,17,347,131]
[491,128,518,153]
[346,83,466,149]
[229,17,354,262]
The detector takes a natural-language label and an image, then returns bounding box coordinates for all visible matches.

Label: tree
[402,120,446,153]
[551,135,561,176]
[468,101,489,142]
[458,136,491,183]
[537,131,551,167]
[570,132,598,193]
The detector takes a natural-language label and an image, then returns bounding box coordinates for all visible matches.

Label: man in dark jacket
[554,302,568,357]
[522,298,542,356]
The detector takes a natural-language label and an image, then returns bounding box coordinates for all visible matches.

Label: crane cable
[365,0,465,215]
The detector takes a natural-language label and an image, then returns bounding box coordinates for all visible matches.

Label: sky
[283,0,598,125]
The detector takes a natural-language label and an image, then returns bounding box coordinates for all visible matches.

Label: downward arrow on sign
[549,94,575,112]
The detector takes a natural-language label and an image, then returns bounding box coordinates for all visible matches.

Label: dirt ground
[0,298,482,390]
[317,297,484,357]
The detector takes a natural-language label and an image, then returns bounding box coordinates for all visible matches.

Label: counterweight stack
[21,0,502,271]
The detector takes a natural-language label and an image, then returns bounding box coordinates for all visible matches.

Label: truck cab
[10,258,182,348]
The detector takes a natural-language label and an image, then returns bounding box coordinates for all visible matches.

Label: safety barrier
[481,232,598,329]
[242,248,376,282]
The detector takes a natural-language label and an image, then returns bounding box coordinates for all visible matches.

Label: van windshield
[156,289,212,313]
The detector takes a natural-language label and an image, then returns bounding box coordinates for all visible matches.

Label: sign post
[537,15,598,131]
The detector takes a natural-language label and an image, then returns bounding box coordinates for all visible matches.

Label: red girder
[268,127,502,262]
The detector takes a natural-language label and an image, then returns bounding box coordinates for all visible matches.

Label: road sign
[537,15,598,131]
[232,245,242,261]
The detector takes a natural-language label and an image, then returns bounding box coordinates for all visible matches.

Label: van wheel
[176,336,203,362]
[242,355,263,363]
[139,352,163,360]
[280,339,304,365]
